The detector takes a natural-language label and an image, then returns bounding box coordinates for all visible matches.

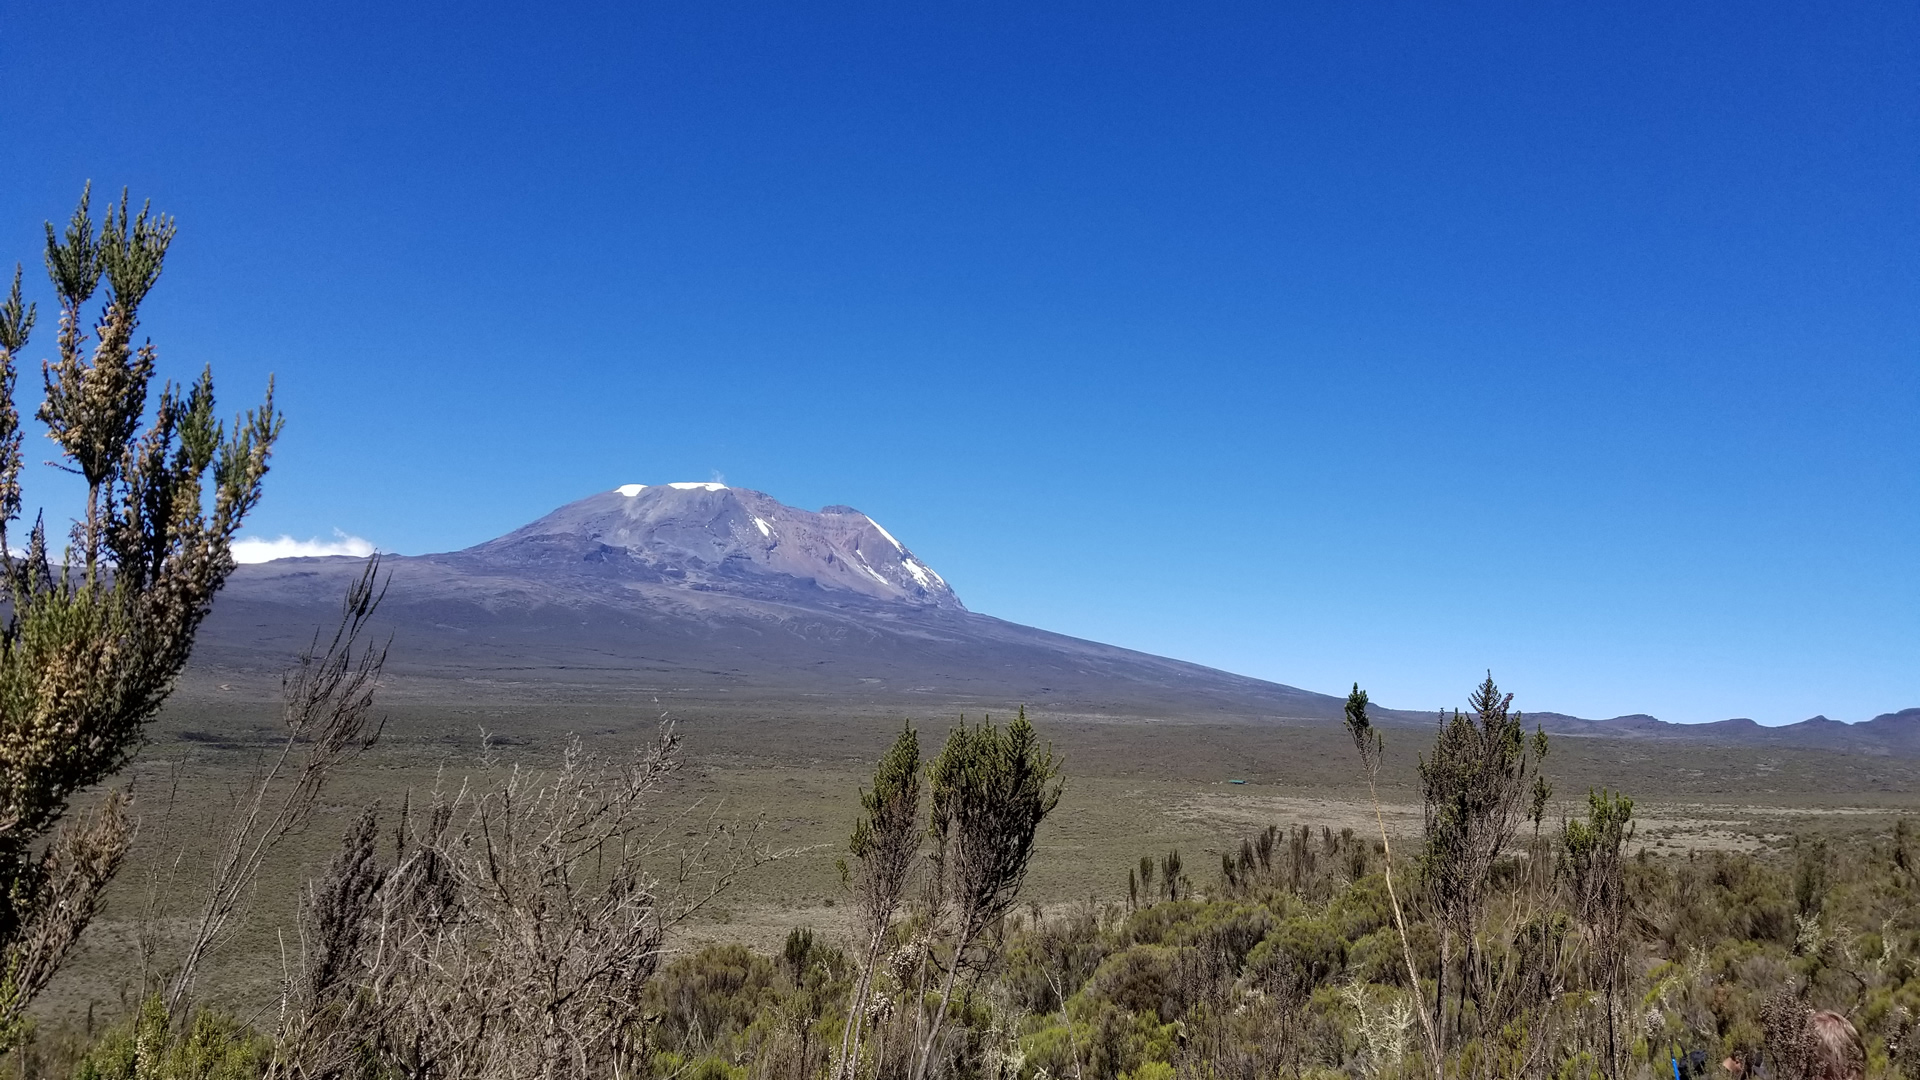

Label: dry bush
[1761,994,1866,1080]
[164,555,388,1017]
[272,725,778,1080]
[1343,683,1441,1079]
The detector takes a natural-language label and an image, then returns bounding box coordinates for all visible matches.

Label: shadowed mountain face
[188,484,1918,754]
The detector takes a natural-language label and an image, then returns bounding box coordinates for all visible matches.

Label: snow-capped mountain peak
[464,483,963,610]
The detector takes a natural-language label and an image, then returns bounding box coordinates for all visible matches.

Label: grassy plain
[34,675,1920,1036]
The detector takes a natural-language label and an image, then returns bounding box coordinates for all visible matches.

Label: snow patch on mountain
[852,550,891,585]
[867,516,904,551]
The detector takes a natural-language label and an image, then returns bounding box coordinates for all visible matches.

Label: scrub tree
[911,708,1063,1080]
[1564,788,1636,1080]
[1418,674,1550,1055]
[838,723,922,1079]
[0,186,280,1040]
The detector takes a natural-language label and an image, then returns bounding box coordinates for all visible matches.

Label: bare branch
[167,554,388,1015]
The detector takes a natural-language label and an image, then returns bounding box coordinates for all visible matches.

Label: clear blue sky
[1,1,1914,724]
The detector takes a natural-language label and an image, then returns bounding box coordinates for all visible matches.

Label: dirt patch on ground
[1169,790,1421,839]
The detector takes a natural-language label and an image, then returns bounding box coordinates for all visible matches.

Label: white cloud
[231,530,376,564]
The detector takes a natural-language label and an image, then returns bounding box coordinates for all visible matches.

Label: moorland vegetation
[0,192,1912,1080]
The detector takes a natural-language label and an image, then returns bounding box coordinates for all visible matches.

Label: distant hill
[187,482,1917,756]
[1527,708,1920,757]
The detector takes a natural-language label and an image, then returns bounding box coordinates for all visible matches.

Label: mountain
[192,483,1351,721]
[187,482,1917,755]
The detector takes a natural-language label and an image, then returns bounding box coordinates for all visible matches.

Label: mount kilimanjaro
[189,483,1919,755]
[195,482,1342,719]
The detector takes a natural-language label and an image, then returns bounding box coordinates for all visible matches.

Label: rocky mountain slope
[466,483,963,611]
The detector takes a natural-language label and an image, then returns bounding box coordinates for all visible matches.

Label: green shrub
[648,944,780,1054]
[73,996,269,1080]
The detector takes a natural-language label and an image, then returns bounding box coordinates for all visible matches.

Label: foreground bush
[0,185,281,1045]
[8,815,1912,1078]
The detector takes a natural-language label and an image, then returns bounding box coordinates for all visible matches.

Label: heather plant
[1157,851,1184,902]
[0,186,280,1044]
[1417,674,1549,1057]
[71,994,270,1080]
[838,723,921,1079]
[1562,789,1634,1079]
[909,708,1062,1080]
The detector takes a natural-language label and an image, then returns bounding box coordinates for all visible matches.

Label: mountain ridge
[1525,707,1920,755]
